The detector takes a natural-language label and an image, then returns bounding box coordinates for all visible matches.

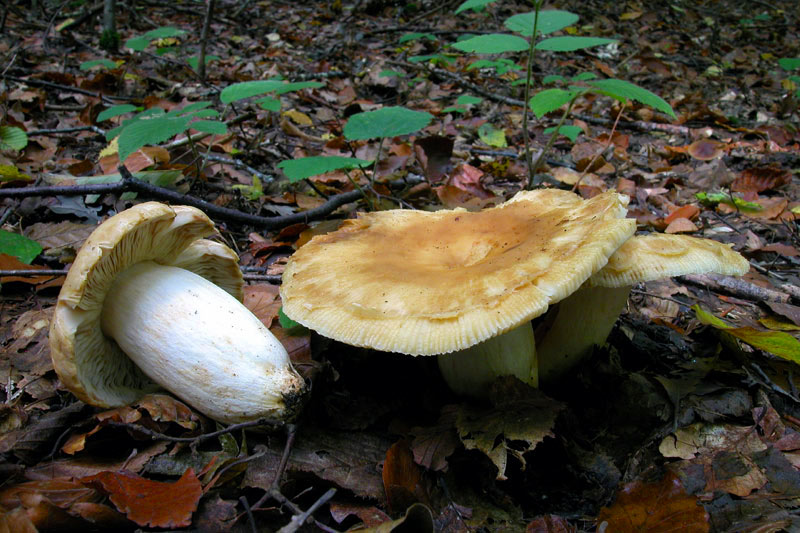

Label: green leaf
[0,230,42,264]
[378,70,404,78]
[457,95,483,105]
[232,175,263,200]
[190,120,227,135]
[528,88,579,118]
[778,57,800,70]
[220,80,322,104]
[256,97,281,112]
[0,126,28,151]
[399,32,436,43]
[572,72,598,81]
[543,125,582,142]
[125,26,186,51]
[344,107,433,140]
[542,74,566,84]
[80,59,118,71]
[454,0,496,14]
[408,54,456,65]
[451,34,529,54]
[504,10,579,37]
[278,156,371,183]
[588,79,676,118]
[0,165,31,182]
[693,305,800,363]
[220,80,289,103]
[695,192,762,211]
[477,123,507,147]
[172,101,214,115]
[117,116,191,163]
[97,104,139,122]
[536,36,617,52]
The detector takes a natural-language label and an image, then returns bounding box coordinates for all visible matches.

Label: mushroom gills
[437,324,537,397]
[100,260,306,423]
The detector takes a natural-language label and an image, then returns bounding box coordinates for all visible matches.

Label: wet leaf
[596,472,709,532]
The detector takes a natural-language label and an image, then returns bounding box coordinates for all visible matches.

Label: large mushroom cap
[50,202,243,408]
[280,189,636,355]
[588,233,751,287]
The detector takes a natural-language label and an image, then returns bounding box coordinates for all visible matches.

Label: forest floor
[1,0,800,531]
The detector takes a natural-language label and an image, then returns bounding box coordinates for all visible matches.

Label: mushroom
[49,202,307,423]
[279,189,636,396]
[535,233,750,383]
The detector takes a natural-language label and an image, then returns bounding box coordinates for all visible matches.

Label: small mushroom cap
[587,234,750,288]
[50,202,243,408]
[280,189,636,355]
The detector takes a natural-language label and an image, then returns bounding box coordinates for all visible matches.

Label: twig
[106,417,283,444]
[681,273,790,303]
[0,166,364,230]
[276,488,337,533]
[27,125,106,136]
[0,74,131,103]
[197,0,216,81]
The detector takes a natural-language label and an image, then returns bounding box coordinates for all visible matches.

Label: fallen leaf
[596,472,709,532]
[455,378,564,480]
[665,217,699,233]
[383,439,423,513]
[732,167,791,193]
[82,469,203,528]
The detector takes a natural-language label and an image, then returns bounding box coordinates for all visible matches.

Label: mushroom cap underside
[49,202,245,408]
[588,233,750,288]
[280,189,637,355]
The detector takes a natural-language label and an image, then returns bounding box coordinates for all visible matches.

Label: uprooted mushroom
[280,189,749,397]
[49,202,307,424]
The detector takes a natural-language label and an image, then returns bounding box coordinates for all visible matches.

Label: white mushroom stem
[437,324,537,397]
[101,261,306,423]
[536,285,632,383]
[437,286,631,395]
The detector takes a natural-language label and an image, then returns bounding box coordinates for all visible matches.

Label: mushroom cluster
[50,202,307,423]
[280,189,749,396]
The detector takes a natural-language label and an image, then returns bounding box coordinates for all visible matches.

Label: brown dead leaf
[243,284,281,327]
[0,254,64,287]
[4,308,52,376]
[329,502,391,528]
[383,439,423,513]
[732,167,791,193]
[0,507,38,533]
[596,472,709,532]
[718,196,788,219]
[665,217,699,233]
[409,405,460,472]
[456,378,564,480]
[82,469,202,528]
[526,514,577,532]
[665,204,700,224]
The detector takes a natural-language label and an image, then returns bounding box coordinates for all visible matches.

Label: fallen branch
[681,273,790,303]
[0,165,364,229]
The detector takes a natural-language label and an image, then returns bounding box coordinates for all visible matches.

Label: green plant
[98,79,322,164]
[779,57,800,99]
[0,126,28,151]
[124,26,219,74]
[277,106,432,187]
[451,0,675,186]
